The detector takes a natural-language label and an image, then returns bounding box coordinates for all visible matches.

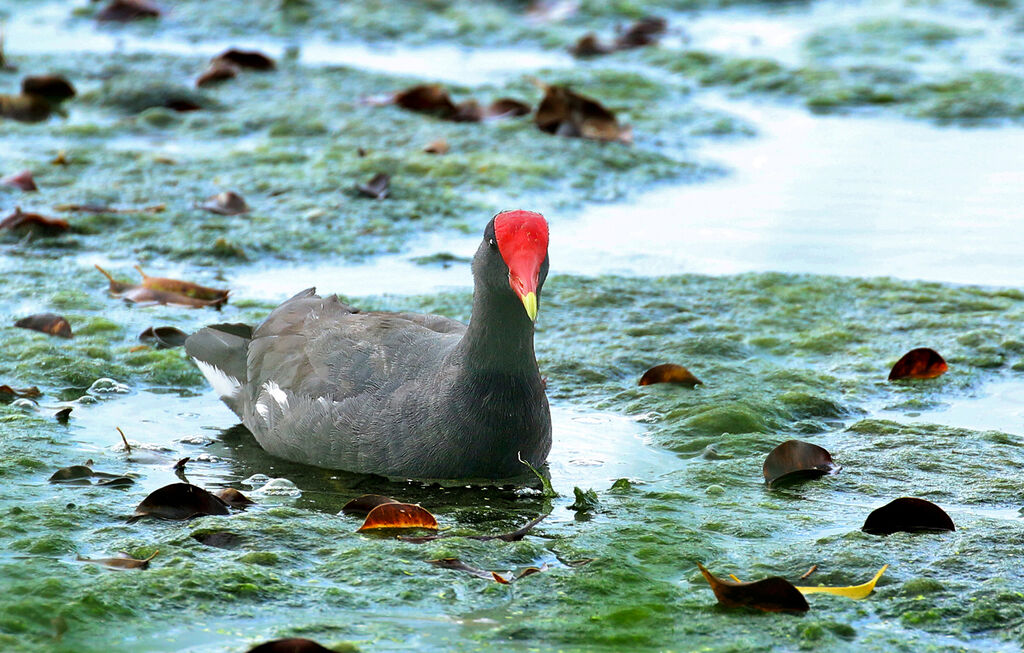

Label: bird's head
[477,210,550,322]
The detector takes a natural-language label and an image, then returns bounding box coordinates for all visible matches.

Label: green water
[3,1,1024,651]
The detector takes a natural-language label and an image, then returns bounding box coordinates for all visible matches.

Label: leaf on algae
[728,565,889,600]
[1,169,38,191]
[426,558,511,584]
[697,563,809,613]
[216,488,255,507]
[0,385,41,402]
[77,550,157,570]
[762,439,839,487]
[246,638,334,653]
[127,482,230,523]
[888,347,947,380]
[341,494,399,516]
[862,497,955,535]
[533,81,632,143]
[356,502,438,531]
[638,363,702,387]
[95,265,229,308]
[14,312,73,338]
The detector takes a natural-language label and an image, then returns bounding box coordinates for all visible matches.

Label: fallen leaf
[1,170,38,191]
[486,97,532,119]
[77,550,158,570]
[0,94,54,123]
[795,565,888,600]
[216,488,256,507]
[49,465,95,484]
[614,16,668,50]
[96,476,134,487]
[569,33,615,57]
[534,83,631,143]
[213,49,276,71]
[200,190,249,215]
[246,638,334,653]
[15,313,73,338]
[452,99,484,122]
[356,173,390,200]
[96,0,161,22]
[762,440,839,487]
[515,563,549,580]
[492,571,511,583]
[196,60,239,88]
[423,138,449,155]
[96,265,230,308]
[56,203,165,214]
[139,326,188,349]
[55,406,72,423]
[21,75,76,103]
[888,347,947,380]
[127,482,230,523]
[164,99,202,112]
[697,563,809,613]
[0,207,69,236]
[862,497,955,536]
[399,514,546,543]
[357,502,438,531]
[427,558,506,582]
[0,385,41,402]
[393,84,456,118]
[193,531,244,549]
[341,494,399,516]
[638,363,701,387]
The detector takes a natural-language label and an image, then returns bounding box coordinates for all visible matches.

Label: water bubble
[88,378,131,395]
[252,478,301,497]
[242,474,272,487]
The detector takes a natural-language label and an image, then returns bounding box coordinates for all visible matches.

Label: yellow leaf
[730,565,888,600]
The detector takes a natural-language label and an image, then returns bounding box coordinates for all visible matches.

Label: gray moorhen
[186,210,552,479]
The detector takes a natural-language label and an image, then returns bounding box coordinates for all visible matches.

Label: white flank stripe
[193,359,241,399]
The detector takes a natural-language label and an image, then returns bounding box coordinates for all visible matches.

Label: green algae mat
[3,1,1024,651]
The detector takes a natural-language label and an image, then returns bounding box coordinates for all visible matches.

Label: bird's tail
[185,323,253,418]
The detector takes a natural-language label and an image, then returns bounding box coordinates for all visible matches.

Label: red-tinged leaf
[423,138,449,155]
[492,571,510,584]
[763,440,839,487]
[113,266,229,307]
[356,173,390,200]
[246,638,334,653]
[569,33,615,57]
[888,348,948,380]
[341,494,398,516]
[77,550,158,570]
[613,16,668,50]
[15,313,73,338]
[200,190,249,215]
[96,0,161,22]
[127,482,230,523]
[486,97,531,119]
[139,326,188,349]
[216,488,255,507]
[0,385,41,402]
[638,363,701,387]
[697,563,809,613]
[514,563,549,580]
[1,170,37,191]
[196,60,239,88]
[21,75,76,102]
[357,502,437,531]
[214,49,276,71]
[862,497,955,536]
[0,207,69,236]
[393,84,456,118]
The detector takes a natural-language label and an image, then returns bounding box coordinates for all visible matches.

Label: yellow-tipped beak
[521,292,538,322]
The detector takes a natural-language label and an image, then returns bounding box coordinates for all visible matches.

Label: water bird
[186,210,552,479]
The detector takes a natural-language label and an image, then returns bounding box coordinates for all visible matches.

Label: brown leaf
[356,173,390,200]
[193,531,244,549]
[486,98,532,119]
[21,75,76,102]
[697,563,809,613]
[196,60,239,88]
[393,84,456,119]
[427,558,503,582]
[132,265,229,305]
[139,326,188,349]
[15,313,73,338]
[0,385,41,402]
[94,264,136,293]
[423,138,449,155]
[614,16,668,50]
[1,170,38,191]
[762,440,839,487]
[127,482,230,523]
[96,0,161,22]
[77,550,158,570]
[200,191,249,215]
[514,565,548,580]
[55,406,72,423]
[341,494,399,516]
[357,502,438,531]
[888,348,947,380]
[569,33,615,57]
[49,465,95,484]
[57,203,165,214]
[534,83,630,143]
[638,363,701,387]
[452,99,484,123]
[164,99,202,112]
[862,497,955,536]
[95,476,134,487]
[1,207,69,236]
[216,488,256,507]
[0,94,53,123]
[492,571,510,584]
[213,49,276,71]
[124,286,227,308]
[246,638,334,653]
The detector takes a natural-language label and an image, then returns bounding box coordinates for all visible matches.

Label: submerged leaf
[614,16,668,50]
[1,170,38,191]
[862,497,955,535]
[0,208,69,236]
[569,33,615,57]
[697,563,809,613]
[399,514,546,543]
[534,83,631,143]
[55,406,72,423]
[139,326,188,349]
[638,363,701,387]
[0,385,41,403]
[486,97,532,119]
[96,0,161,22]
[15,313,73,338]
[246,638,334,653]
[216,488,255,507]
[889,348,948,380]
[341,494,398,516]
[200,191,249,215]
[0,94,54,123]
[196,60,239,88]
[357,502,437,531]
[192,531,244,549]
[127,482,230,522]
[96,476,135,487]
[22,75,76,103]
[356,173,390,200]
[393,84,456,118]
[77,550,158,570]
[427,558,506,582]
[213,49,276,71]
[49,465,95,484]
[763,440,839,487]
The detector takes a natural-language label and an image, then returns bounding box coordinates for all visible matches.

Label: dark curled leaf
[96,476,134,487]
[49,465,94,484]
[638,363,701,387]
[77,550,158,570]
[697,563,809,613]
[127,482,229,523]
[193,531,244,549]
[22,75,76,102]
[139,326,188,349]
[569,33,615,57]
[213,49,276,71]
[0,385,41,403]
[1,170,38,191]
[862,497,955,536]
[95,0,161,22]
[216,488,255,507]
[614,16,668,50]
[356,173,390,200]
[15,313,72,338]
[341,494,398,516]
[888,347,948,380]
[763,440,839,487]
[393,84,456,118]
[196,60,239,87]
[246,638,334,653]
[486,97,531,119]
[534,82,631,143]
[452,99,483,122]
[1,208,69,236]
[172,457,190,471]
[55,406,72,423]
[427,557,498,581]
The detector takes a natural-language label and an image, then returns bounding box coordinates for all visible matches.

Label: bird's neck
[458,286,538,376]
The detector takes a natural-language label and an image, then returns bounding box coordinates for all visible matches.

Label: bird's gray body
[186,227,552,479]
